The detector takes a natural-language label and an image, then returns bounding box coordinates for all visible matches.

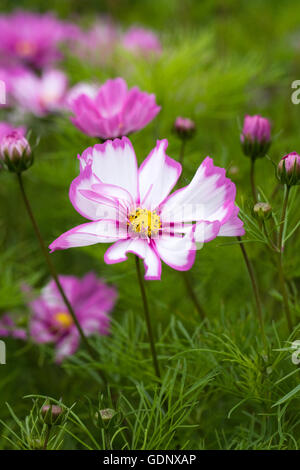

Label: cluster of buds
[0,131,33,173]
[40,404,64,426]
[241,114,271,160]
[173,116,196,140]
[277,152,300,187]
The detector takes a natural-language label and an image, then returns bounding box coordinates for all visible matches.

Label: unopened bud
[173,117,196,139]
[0,131,32,173]
[41,404,64,426]
[95,408,116,421]
[241,114,271,160]
[253,202,272,220]
[277,152,300,187]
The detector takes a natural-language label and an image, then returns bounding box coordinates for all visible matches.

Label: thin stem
[237,236,267,350]
[135,256,161,379]
[43,425,51,450]
[16,173,98,360]
[277,186,293,332]
[179,139,186,165]
[250,159,257,203]
[182,271,206,321]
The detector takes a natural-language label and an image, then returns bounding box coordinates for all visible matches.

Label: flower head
[174,117,196,139]
[0,11,78,68]
[41,404,64,426]
[0,122,25,142]
[70,78,161,139]
[29,273,117,362]
[12,69,68,117]
[241,114,271,160]
[277,152,300,187]
[253,202,272,220]
[122,27,162,56]
[0,314,26,340]
[49,137,244,280]
[0,131,32,172]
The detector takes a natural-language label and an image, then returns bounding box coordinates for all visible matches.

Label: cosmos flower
[0,314,26,340]
[49,137,244,280]
[0,10,78,68]
[0,66,28,107]
[277,152,300,186]
[12,69,68,117]
[122,27,162,56]
[29,273,117,362]
[70,77,161,139]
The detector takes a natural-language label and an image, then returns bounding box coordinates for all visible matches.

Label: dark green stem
[16,173,99,361]
[182,271,206,321]
[237,236,267,350]
[250,159,257,203]
[277,186,293,332]
[135,256,161,379]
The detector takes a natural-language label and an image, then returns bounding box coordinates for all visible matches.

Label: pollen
[128,207,161,237]
[54,312,73,329]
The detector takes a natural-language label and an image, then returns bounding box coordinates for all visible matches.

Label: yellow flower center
[128,207,161,237]
[15,40,36,58]
[54,312,73,329]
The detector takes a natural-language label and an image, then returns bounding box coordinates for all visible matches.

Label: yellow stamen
[128,207,161,237]
[54,312,73,329]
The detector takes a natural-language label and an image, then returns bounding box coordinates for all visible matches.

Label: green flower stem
[16,172,100,362]
[250,158,257,203]
[135,256,161,379]
[277,186,293,332]
[182,271,206,321]
[237,236,267,350]
[42,425,51,450]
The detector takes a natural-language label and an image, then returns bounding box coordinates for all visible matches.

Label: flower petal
[55,330,80,362]
[104,238,162,280]
[79,137,139,203]
[95,77,128,118]
[138,139,181,210]
[49,220,127,253]
[160,157,236,224]
[218,206,245,236]
[154,226,196,271]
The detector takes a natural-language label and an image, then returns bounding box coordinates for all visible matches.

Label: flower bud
[0,131,33,173]
[173,117,196,139]
[277,152,300,187]
[95,408,116,421]
[253,202,272,220]
[241,114,271,160]
[40,404,64,426]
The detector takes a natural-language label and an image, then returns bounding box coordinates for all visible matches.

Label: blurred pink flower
[122,27,162,56]
[0,66,29,107]
[241,114,271,143]
[12,69,68,117]
[70,77,161,139]
[30,273,117,362]
[49,137,244,280]
[73,19,119,64]
[0,314,26,340]
[0,10,78,68]
[0,122,26,142]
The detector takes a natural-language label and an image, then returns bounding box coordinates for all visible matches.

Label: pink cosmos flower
[0,122,25,142]
[70,78,161,139]
[29,273,117,362]
[0,314,26,340]
[12,69,68,117]
[0,11,78,68]
[0,66,28,107]
[73,19,119,65]
[122,27,162,56]
[49,137,245,280]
